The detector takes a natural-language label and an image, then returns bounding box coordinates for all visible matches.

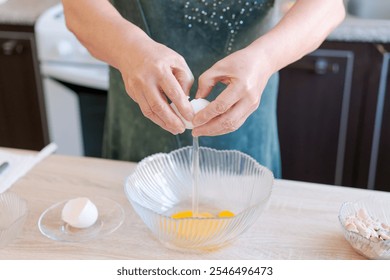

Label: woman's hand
[192,0,345,137]
[192,47,273,137]
[119,37,195,135]
[62,0,195,135]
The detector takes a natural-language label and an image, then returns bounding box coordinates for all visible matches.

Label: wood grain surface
[1,148,388,260]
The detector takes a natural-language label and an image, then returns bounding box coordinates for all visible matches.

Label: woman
[61,0,345,178]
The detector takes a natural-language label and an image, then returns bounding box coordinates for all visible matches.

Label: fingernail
[175,125,185,134]
[171,127,179,134]
[169,127,180,135]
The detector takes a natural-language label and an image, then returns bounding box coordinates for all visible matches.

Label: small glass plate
[38,197,124,242]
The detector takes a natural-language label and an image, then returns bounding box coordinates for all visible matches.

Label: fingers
[125,55,194,134]
[192,97,259,137]
[195,67,220,100]
[161,70,194,122]
[172,61,194,96]
[192,85,241,127]
[135,87,185,135]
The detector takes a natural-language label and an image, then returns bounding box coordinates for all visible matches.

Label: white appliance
[35,3,109,156]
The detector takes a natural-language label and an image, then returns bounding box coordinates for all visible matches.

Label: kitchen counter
[329,15,390,43]
[1,147,389,260]
[0,0,59,25]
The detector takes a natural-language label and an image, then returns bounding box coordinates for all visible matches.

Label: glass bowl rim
[129,145,274,173]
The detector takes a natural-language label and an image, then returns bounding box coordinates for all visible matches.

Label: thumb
[195,68,219,99]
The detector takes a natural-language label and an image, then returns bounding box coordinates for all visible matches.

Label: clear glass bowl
[338,198,390,259]
[0,192,28,248]
[125,146,274,251]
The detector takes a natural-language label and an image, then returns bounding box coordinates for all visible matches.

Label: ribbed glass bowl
[0,192,28,248]
[338,198,390,259]
[125,146,274,251]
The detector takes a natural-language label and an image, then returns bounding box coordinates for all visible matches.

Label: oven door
[41,62,108,157]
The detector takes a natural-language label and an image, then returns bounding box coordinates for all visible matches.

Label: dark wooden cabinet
[0,25,48,151]
[364,46,390,191]
[278,48,354,186]
[278,41,390,191]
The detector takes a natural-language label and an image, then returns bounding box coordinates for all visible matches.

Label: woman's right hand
[62,0,194,134]
[118,36,195,135]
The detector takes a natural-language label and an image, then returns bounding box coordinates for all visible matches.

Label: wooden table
[1,148,388,260]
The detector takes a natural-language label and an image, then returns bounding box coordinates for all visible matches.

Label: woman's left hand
[192,46,274,136]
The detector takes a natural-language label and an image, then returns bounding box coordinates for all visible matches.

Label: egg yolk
[170,210,235,219]
[171,210,193,219]
[217,210,235,218]
[164,210,236,248]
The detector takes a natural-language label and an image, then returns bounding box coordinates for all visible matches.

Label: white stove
[35,3,109,157]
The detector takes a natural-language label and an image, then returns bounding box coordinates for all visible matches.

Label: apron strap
[125,0,151,36]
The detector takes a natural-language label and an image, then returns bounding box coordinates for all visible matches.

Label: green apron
[103,0,281,178]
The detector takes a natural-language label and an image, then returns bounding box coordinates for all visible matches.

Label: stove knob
[56,40,74,57]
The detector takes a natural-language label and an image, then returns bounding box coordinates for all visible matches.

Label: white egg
[61,197,98,229]
[170,98,210,129]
